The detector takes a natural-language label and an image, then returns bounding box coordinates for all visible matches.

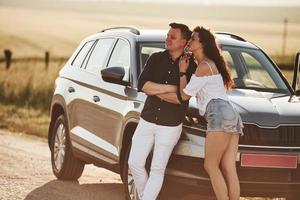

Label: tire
[122,143,153,200]
[122,143,139,200]
[50,114,85,180]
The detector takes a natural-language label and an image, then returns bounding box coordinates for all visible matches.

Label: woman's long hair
[194,26,234,90]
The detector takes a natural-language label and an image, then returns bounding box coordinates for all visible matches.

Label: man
[128,23,196,200]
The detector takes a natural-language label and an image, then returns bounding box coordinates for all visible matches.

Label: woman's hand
[179,55,189,72]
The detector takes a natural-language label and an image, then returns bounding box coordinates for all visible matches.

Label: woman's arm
[178,55,192,102]
[179,74,192,101]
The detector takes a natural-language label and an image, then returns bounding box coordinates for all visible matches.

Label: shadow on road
[24,179,215,200]
[24,180,124,200]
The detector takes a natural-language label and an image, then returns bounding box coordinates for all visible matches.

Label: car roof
[86,28,259,49]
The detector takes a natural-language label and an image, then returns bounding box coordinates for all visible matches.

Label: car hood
[188,89,300,128]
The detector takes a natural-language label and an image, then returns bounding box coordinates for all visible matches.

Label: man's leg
[128,119,155,199]
[142,123,182,200]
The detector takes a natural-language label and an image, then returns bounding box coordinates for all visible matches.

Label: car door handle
[68,87,75,93]
[93,96,100,102]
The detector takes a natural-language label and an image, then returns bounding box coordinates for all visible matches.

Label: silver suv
[48,27,300,199]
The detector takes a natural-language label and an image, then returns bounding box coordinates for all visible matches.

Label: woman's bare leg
[204,131,231,200]
[221,134,240,200]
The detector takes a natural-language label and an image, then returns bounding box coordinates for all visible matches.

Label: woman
[178,26,243,200]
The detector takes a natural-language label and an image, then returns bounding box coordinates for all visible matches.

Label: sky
[70,0,300,6]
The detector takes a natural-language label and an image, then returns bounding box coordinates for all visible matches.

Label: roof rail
[101,26,140,35]
[215,32,246,42]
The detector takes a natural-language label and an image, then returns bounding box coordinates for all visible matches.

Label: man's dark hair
[169,22,192,41]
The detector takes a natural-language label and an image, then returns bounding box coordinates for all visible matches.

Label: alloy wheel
[127,167,139,200]
[53,123,66,172]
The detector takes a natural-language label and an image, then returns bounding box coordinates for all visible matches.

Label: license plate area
[241,153,298,169]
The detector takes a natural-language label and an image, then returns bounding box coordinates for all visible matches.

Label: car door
[67,38,123,163]
[89,38,133,161]
[69,36,135,164]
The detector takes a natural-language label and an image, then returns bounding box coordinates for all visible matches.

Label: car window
[71,40,95,68]
[241,52,277,88]
[140,45,165,69]
[107,39,131,81]
[222,50,237,79]
[223,46,289,93]
[85,38,115,74]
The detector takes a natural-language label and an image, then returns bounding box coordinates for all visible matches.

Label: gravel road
[0,130,123,200]
[0,130,207,200]
[1,130,277,200]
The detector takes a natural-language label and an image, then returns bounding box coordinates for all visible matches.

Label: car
[48,26,300,199]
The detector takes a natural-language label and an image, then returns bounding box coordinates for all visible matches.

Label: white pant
[128,118,182,200]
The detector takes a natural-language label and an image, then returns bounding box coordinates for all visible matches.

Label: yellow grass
[0,104,50,137]
[0,59,63,110]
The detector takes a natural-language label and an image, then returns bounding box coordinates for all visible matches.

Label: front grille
[240,124,300,146]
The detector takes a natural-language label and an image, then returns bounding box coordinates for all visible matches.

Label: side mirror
[292,50,300,96]
[101,66,129,86]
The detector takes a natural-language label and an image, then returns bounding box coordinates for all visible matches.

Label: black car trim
[239,145,300,150]
[62,76,139,102]
[242,122,300,129]
[72,141,118,164]
[82,39,98,69]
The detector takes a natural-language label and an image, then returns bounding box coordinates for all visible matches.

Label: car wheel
[50,114,85,180]
[122,142,154,200]
[123,143,139,200]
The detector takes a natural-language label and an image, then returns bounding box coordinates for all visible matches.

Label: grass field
[0,0,299,59]
[0,59,62,137]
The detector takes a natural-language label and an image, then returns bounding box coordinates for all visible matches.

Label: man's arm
[156,92,181,104]
[142,82,177,96]
[157,74,191,104]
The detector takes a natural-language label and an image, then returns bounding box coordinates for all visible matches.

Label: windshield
[222,46,289,94]
[138,43,290,94]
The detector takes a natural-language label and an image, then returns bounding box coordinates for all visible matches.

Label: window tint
[72,40,95,68]
[85,38,115,74]
[241,52,277,88]
[223,46,288,93]
[140,44,165,69]
[107,39,131,81]
[222,50,237,79]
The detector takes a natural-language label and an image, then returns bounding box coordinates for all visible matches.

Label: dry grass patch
[0,59,63,110]
[0,104,50,138]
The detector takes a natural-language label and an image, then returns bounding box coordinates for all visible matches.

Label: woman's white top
[183,61,229,116]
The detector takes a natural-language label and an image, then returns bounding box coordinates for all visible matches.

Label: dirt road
[0,130,205,200]
[0,130,123,200]
[0,130,277,200]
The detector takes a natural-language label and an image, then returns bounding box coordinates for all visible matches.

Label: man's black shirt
[138,50,197,126]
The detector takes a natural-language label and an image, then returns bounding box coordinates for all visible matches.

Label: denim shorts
[205,99,243,135]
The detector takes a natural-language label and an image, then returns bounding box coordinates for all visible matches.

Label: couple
[128,23,243,200]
